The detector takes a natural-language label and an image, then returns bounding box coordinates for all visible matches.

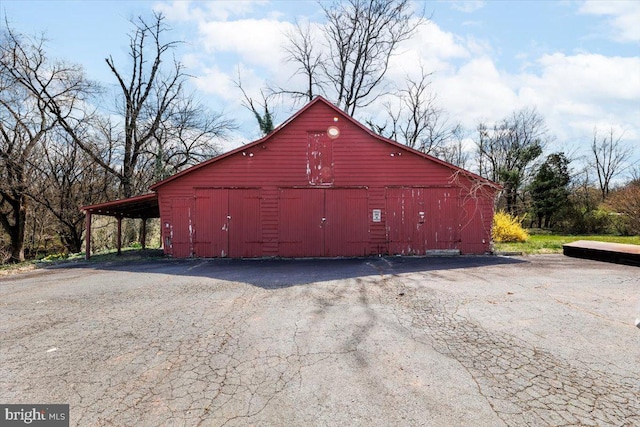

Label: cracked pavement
[1,255,638,426]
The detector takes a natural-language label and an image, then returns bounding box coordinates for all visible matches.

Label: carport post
[141,218,147,250]
[85,210,92,260]
[117,216,122,256]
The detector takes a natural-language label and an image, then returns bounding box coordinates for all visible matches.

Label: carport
[81,193,160,259]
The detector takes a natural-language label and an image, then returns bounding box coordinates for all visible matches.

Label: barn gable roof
[150,96,499,191]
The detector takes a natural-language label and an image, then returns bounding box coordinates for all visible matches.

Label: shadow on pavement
[46,255,526,289]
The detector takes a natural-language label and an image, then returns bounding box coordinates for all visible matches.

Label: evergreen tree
[530,153,571,228]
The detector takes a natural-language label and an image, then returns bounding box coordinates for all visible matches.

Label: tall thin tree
[50,12,234,198]
[590,126,632,201]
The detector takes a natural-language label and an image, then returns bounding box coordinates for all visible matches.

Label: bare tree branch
[590,126,632,201]
[281,0,424,116]
[235,68,275,136]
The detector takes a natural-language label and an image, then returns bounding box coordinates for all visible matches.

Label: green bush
[492,211,529,243]
[42,252,69,261]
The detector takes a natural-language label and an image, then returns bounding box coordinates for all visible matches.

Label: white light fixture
[327,126,340,139]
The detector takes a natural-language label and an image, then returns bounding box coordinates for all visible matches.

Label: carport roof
[81,193,159,219]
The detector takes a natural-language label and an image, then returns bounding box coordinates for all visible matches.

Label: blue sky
[2,0,639,174]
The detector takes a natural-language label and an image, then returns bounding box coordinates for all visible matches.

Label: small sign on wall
[372,209,382,222]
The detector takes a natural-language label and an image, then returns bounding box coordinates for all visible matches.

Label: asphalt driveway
[1,255,638,426]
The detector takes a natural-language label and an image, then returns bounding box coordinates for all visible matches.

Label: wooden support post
[141,218,147,250]
[117,216,122,256]
[85,211,92,260]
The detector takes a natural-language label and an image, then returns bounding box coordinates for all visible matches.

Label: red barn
[142,96,499,258]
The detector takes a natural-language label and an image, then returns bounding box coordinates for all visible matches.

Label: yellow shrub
[492,211,529,243]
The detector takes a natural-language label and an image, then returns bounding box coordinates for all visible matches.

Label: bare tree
[104,12,182,197]
[48,12,234,198]
[282,0,422,116]
[432,124,469,168]
[606,179,640,235]
[148,96,235,183]
[0,78,45,262]
[0,27,92,261]
[590,126,632,201]
[397,70,441,152]
[280,21,324,103]
[30,129,115,253]
[235,69,275,136]
[370,67,458,157]
[476,108,548,214]
[322,0,422,115]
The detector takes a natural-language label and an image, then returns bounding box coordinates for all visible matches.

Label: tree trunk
[505,186,518,215]
[7,199,27,263]
[60,229,83,254]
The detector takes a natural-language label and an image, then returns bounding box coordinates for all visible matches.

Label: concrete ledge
[563,240,640,267]
[424,249,461,256]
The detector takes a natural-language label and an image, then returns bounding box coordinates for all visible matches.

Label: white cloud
[515,53,640,143]
[192,64,239,102]
[579,0,640,43]
[533,53,640,102]
[153,0,196,22]
[412,21,470,60]
[435,57,520,128]
[387,21,470,82]
[200,0,268,21]
[154,0,267,22]
[448,1,486,13]
[197,18,293,71]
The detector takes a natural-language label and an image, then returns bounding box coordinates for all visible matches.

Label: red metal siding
[424,188,460,249]
[386,187,460,255]
[325,188,369,256]
[170,197,193,258]
[367,187,387,255]
[155,98,496,257]
[459,193,494,254]
[194,189,228,257]
[157,101,456,193]
[386,188,418,255]
[278,189,324,257]
[191,189,262,258]
[276,188,369,257]
[260,187,279,256]
[228,189,262,257]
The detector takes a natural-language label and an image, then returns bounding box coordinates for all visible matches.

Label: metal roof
[80,193,159,218]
